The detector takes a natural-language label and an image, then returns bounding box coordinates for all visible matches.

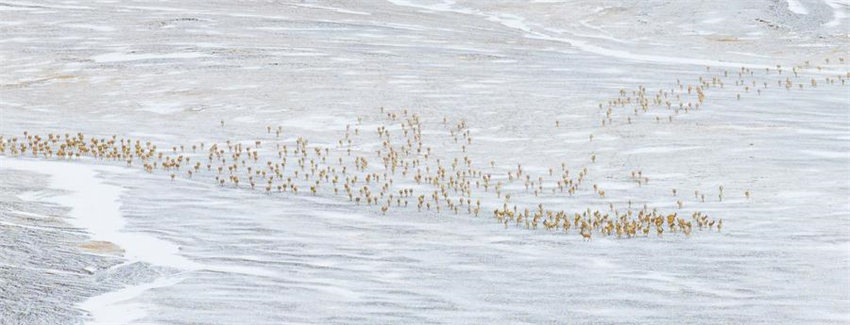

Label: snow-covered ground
[1,0,849,323]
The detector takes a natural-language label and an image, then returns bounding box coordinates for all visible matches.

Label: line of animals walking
[3,56,846,240]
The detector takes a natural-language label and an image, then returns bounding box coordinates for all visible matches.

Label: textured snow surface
[1,0,849,324]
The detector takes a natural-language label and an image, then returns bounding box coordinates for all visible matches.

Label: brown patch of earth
[78,241,124,255]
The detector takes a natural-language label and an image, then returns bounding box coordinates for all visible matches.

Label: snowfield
[1,0,848,324]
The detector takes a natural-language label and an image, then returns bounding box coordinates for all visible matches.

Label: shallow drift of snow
[0,158,194,270]
[1,0,849,324]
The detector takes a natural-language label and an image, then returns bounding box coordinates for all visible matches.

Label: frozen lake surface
[1,0,849,323]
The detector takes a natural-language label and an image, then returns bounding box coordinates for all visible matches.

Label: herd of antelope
[3,56,847,240]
